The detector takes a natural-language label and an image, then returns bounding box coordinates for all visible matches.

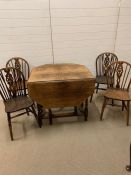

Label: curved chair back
[106,61,131,90]
[0,67,26,101]
[96,52,118,76]
[6,57,30,81]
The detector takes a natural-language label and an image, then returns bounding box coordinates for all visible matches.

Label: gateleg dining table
[27,63,95,126]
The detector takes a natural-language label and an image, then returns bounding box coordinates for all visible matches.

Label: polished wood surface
[28,64,95,108]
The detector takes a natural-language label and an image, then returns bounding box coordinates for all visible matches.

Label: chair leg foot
[26,109,29,116]
[96,83,99,93]
[122,101,124,111]
[31,105,42,128]
[7,113,13,141]
[127,101,130,126]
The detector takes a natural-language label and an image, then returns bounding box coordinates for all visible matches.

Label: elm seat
[96,75,114,85]
[103,89,130,101]
[4,96,34,113]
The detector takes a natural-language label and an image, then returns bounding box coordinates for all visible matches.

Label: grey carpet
[0,93,131,175]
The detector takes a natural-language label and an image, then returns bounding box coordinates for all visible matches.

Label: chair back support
[6,57,30,81]
[106,61,131,90]
[96,52,118,76]
[0,67,26,101]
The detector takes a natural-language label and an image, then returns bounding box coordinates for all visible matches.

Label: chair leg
[127,101,130,126]
[84,99,88,121]
[96,83,99,93]
[26,109,29,116]
[100,97,108,121]
[7,113,13,141]
[122,101,124,111]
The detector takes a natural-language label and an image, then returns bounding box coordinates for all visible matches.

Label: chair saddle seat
[103,88,130,101]
[4,96,34,113]
[96,76,113,84]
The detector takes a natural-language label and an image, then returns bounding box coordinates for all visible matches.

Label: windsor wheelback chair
[90,52,118,102]
[0,67,40,140]
[96,52,118,92]
[100,61,131,125]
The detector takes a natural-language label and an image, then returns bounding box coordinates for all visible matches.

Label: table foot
[37,104,44,127]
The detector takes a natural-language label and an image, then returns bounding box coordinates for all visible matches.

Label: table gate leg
[49,108,53,125]
[74,106,78,116]
[37,104,43,127]
[84,99,88,121]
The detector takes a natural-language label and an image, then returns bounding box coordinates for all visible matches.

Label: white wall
[115,0,131,63]
[51,0,119,73]
[0,0,130,74]
[0,0,53,69]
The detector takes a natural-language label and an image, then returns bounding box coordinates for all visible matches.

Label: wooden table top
[28,63,94,82]
[28,63,95,108]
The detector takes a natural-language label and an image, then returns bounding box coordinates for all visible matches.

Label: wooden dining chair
[0,67,40,140]
[6,57,30,89]
[96,52,118,92]
[90,52,118,102]
[100,61,131,125]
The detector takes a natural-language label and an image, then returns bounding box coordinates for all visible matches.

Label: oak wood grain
[28,64,95,108]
